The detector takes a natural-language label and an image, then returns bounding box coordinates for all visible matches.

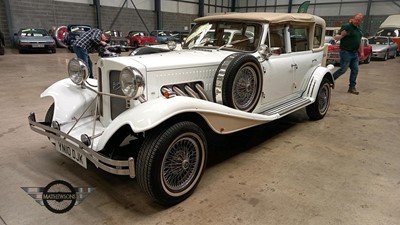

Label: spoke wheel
[216,54,262,112]
[136,121,207,206]
[306,78,331,120]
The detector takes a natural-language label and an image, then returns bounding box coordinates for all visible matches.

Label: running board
[261,98,311,117]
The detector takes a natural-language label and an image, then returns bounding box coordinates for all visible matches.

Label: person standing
[332,13,365,95]
[72,28,109,78]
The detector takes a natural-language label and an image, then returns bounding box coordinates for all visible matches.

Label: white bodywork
[29,12,333,179]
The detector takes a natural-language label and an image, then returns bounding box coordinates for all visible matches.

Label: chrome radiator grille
[109,70,127,120]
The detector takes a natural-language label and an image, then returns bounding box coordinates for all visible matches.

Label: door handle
[291,64,298,69]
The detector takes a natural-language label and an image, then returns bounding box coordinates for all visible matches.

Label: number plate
[55,141,87,168]
[32,44,44,48]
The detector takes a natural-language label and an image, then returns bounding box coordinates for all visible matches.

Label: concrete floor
[0,47,399,225]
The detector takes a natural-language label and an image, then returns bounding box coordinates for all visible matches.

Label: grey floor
[0,48,399,225]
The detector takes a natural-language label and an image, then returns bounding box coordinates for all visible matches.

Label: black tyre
[218,54,262,112]
[306,78,331,120]
[136,121,207,206]
[51,48,56,53]
[45,103,56,143]
[45,103,54,124]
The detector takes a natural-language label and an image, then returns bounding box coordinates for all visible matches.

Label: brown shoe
[348,87,359,95]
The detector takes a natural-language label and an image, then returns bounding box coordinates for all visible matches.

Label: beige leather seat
[270,32,284,53]
[231,34,251,51]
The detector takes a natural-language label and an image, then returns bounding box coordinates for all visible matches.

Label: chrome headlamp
[167,41,177,50]
[68,58,88,85]
[120,66,145,99]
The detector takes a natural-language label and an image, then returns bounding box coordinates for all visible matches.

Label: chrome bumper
[28,112,135,178]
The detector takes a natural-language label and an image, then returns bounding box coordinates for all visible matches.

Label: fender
[41,78,98,122]
[303,65,334,101]
[96,96,280,150]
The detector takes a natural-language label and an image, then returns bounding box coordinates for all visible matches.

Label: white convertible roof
[195,12,325,26]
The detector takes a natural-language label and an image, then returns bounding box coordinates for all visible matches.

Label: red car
[126,31,157,48]
[327,37,372,65]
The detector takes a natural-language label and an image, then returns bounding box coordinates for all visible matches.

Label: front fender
[96,96,280,150]
[41,78,98,122]
[304,65,334,101]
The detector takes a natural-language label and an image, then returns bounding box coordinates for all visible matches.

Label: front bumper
[19,42,55,50]
[28,112,135,178]
[372,52,386,59]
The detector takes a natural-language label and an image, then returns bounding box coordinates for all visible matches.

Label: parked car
[375,28,400,55]
[325,26,341,36]
[375,14,400,55]
[104,30,129,51]
[125,31,157,49]
[150,30,180,43]
[368,36,398,60]
[63,24,92,52]
[0,29,5,55]
[14,28,56,53]
[28,12,334,206]
[49,26,68,48]
[326,37,372,65]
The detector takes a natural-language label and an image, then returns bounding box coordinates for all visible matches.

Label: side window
[267,25,286,54]
[313,25,323,48]
[289,26,309,52]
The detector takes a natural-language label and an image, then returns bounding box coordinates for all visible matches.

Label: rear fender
[41,78,98,123]
[304,66,334,101]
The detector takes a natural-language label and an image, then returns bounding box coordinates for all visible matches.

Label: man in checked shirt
[73,28,110,78]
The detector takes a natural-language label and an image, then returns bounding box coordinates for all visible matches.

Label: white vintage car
[28,12,334,205]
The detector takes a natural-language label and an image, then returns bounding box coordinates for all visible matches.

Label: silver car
[368,36,397,60]
[14,28,56,54]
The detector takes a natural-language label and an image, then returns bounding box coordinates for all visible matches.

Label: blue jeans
[332,50,359,88]
[73,45,93,78]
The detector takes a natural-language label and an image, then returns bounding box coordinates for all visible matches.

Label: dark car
[150,30,180,44]
[0,29,5,55]
[104,30,129,51]
[14,28,56,53]
[126,31,157,48]
[63,24,92,52]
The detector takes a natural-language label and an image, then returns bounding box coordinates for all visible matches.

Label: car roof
[195,12,325,26]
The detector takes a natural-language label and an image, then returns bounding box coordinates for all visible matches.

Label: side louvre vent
[109,70,127,120]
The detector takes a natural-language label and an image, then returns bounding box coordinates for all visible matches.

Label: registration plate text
[55,141,87,168]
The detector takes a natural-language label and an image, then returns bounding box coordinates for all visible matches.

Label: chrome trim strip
[214,53,241,104]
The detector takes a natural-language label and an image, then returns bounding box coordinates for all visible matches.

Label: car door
[289,24,322,96]
[261,25,295,105]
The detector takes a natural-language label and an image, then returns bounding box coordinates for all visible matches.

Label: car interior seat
[269,32,284,53]
[231,34,251,51]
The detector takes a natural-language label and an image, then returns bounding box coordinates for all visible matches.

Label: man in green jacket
[333,13,365,95]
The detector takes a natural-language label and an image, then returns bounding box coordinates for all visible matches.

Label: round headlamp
[167,41,177,50]
[120,67,145,99]
[68,58,88,85]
